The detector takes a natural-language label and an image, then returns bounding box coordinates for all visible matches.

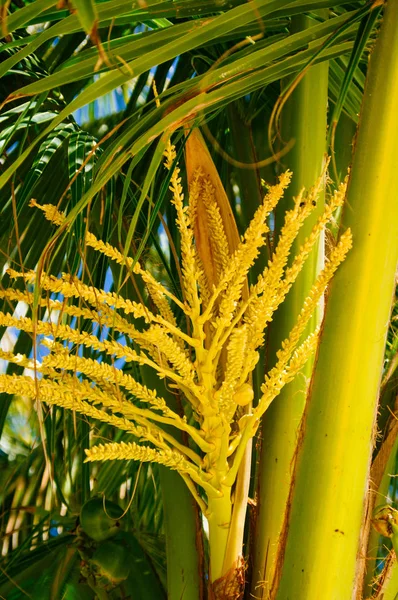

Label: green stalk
[207,488,233,582]
[275,2,398,598]
[141,369,202,600]
[159,467,202,600]
[251,12,329,598]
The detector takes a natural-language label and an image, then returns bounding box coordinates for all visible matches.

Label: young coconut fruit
[90,536,131,586]
[80,497,125,542]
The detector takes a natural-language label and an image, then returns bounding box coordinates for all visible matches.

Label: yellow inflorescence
[164,141,202,317]
[29,199,65,226]
[216,325,249,419]
[0,140,352,511]
[85,440,192,470]
[201,177,230,279]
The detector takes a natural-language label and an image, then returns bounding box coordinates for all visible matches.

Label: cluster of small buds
[0,140,351,513]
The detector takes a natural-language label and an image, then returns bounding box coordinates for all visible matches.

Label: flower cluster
[0,141,351,513]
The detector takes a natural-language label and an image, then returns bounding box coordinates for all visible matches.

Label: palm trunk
[160,468,202,600]
[251,12,329,598]
[275,3,398,597]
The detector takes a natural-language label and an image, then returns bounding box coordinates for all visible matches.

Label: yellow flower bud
[233,383,254,407]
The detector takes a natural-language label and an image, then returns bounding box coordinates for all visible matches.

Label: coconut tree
[0,1,398,599]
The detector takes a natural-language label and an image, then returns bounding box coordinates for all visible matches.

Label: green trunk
[207,489,233,582]
[159,467,202,600]
[251,12,329,598]
[276,3,398,598]
[141,368,202,600]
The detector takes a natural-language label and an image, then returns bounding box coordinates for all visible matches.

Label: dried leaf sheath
[0,137,351,591]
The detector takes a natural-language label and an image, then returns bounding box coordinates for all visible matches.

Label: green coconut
[90,538,131,585]
[80,497,124,542]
